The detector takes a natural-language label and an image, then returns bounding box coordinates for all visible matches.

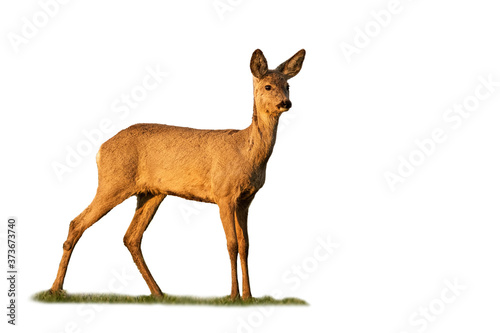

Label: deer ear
[275,49,306,78]
[250,49,268,79]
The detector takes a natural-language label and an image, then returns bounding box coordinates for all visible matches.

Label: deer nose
[278,100,292,110]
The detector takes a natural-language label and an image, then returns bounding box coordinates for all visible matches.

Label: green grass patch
[33,290,307,306]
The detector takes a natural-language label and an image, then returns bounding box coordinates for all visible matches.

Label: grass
[33,290,307,306]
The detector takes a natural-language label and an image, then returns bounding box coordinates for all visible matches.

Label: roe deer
[50,49,306,300]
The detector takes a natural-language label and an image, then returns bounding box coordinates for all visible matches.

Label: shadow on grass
[33,291,307,306]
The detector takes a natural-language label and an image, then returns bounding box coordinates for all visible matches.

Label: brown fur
[50,49,305,300]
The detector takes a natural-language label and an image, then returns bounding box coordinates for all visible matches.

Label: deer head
[250,49,306,116]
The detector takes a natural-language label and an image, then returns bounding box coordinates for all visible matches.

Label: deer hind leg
[123,193,166,297]
[50,187,130,293]
[219,201,240,300]
[235,199,253,300]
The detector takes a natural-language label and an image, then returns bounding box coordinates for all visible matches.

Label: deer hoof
[230,293,241,301]
[151,292,164,299]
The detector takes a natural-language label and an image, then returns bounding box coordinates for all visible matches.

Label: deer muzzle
[277,100,292,111]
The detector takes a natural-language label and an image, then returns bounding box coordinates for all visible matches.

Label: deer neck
[242,101,280,168]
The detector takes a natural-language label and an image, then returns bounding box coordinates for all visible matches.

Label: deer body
[50,49,305,300]
[99,121,272,204]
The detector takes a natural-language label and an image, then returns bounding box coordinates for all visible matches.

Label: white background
[1,0,500,332]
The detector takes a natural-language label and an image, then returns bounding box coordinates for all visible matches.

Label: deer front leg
[235,200,252,300]
[218,201,240,300]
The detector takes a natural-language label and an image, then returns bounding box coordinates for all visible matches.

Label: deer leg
[235,201,252,300]
[123,193,166,297]
[50,188,130,293]
[219,201,240,300]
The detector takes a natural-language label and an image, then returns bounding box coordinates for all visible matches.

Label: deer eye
[265,85,272,91]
